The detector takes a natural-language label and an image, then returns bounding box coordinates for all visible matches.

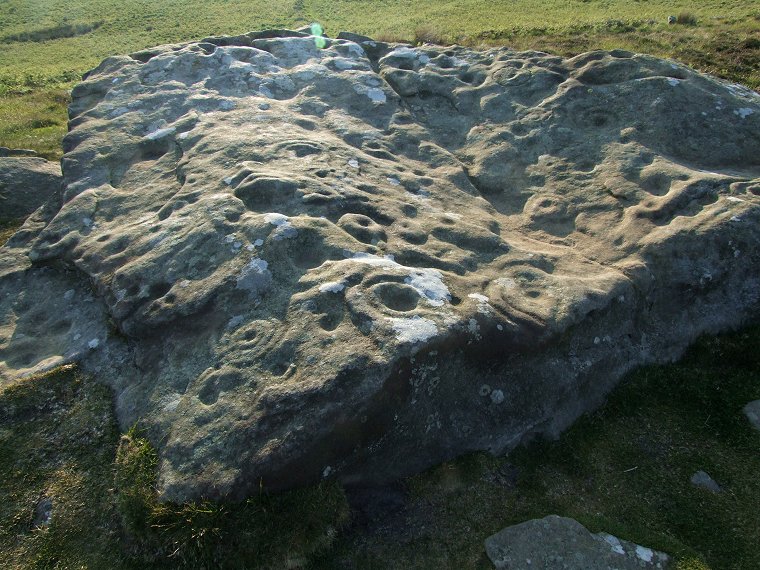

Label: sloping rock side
[1,29,759,501]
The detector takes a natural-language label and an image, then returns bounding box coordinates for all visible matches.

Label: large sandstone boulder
[1,30,759,501]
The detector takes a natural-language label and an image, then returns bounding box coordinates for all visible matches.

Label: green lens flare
[310,22,326,49]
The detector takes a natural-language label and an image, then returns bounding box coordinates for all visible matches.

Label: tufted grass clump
[0,365,124,568]
[0,218,24,246]
[1,21,103,44]
[114,428,160,538]
[676,12,699,26]
[413,25,448,46]
[675,558,712,570]
[114,427,350,568]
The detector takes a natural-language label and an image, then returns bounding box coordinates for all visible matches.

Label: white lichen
[348,253,451,306]
[236,258,272,297]
[386,47,418,60]
[735,107,754,119]
[405,269,450,306]
[635,546,654,563]
[490,389,505,404]
[468,293,489,303]
[144,126,175,140]
[319,281,345,293]
[366,88,386,103]
[264,213,289,226]
[387,316,438,344]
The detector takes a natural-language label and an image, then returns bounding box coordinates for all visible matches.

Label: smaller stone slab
[690,470,722,493]
[0,147,38,157]
[744,400,760,432]
[0,157,61,220]
[485,515,670,569]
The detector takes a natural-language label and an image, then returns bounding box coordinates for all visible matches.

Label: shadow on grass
[315,325,760,569]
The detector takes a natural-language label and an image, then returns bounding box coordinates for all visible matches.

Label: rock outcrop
[0,157,61,220]
[1,29,759,501]
[485,515,671,569]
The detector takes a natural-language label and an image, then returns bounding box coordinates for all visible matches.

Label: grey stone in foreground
[744,400,760,431]
[0,157,61,220]
[1,29,759,501]
[485,515,670,569]
[690,470,722,493]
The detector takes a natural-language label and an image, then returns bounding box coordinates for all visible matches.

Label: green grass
[0,367,349,569]
[0,89,69,160]
[0,0,759,157]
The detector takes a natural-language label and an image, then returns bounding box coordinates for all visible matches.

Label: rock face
[485,515,671,569]
[1,29,759,501]
[0,157,61,220]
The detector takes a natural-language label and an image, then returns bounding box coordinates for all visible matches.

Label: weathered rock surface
[1,30,759,501]
[485,515,671,569]
[0,157,61,220]
[0,147,39,157]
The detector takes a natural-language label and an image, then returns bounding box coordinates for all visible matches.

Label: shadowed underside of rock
[1,29,759,501]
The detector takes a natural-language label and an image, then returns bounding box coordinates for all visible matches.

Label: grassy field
[1,1,759,568]
[0,0,759,158]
